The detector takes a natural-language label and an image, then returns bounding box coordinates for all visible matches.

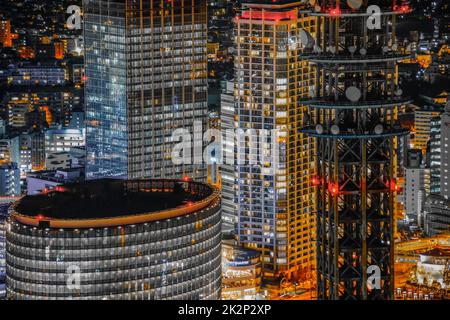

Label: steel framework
[301,0,411,299]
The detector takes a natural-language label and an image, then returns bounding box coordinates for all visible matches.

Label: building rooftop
[27,168,83,183]
[11,179,219,228]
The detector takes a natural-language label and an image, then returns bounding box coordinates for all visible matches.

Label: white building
[416,248,450,289]
[45,128,85,154]
[405,150,429,224]
[405,167,429,224]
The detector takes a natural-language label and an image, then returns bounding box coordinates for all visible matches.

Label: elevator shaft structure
[301,0,411,300]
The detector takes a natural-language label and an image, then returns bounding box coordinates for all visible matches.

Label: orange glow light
[328,183,339,196]
[311,177,321,187]
[390,179,401,193]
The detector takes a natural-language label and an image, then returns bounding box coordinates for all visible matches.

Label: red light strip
[240,10,296,22]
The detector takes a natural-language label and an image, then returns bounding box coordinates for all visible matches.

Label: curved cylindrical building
[6,179,222,300]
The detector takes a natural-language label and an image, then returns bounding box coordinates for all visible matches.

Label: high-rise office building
[0,200,14,301]
[45,128,85,154]
[233,0,316,280]
[405,150,428,225]
[302,1,411,299]
[440,105,450,199]
[220,81,237,234]
[85,0,208,181]
[430,115,442,194]
[413,104,443,156]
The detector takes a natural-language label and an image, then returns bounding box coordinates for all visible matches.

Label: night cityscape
[0,0,449,307]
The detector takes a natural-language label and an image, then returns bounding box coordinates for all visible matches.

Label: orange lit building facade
[233,0,316,281]
[0,20,12,48]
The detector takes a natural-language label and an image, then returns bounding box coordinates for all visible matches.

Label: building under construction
[301,0,411,299]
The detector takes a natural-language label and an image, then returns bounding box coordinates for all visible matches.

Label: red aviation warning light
[55,186,67,193]
[394,5,410,13]
[398,5,410,13]
[394,0,411,14]
[329,7,341,16]
[389,179,401,193]
[328,182,339,197]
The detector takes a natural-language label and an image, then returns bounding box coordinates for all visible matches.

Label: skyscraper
[430,114,442,194]
[220,80,237,234]
[0,163,20,196]
[440,104,450,199]
[302,1,411,299]
[85,0,208,181]
[404,150,428,225]
[413,104,443,156]
[232,0,316,280]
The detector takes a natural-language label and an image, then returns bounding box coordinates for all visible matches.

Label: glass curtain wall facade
[85,0,208,181]
[233,1,316,280]
[85,0,128,179]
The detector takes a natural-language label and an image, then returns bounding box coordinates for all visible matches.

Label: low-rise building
[45,128,85,154]
[222,243,262,300]
[26,168,83,195]
[416,248,450,290]
[10,66,66,86]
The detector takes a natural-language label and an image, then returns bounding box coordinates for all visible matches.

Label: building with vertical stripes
[232,0,316,281]
[85,0,208,181]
